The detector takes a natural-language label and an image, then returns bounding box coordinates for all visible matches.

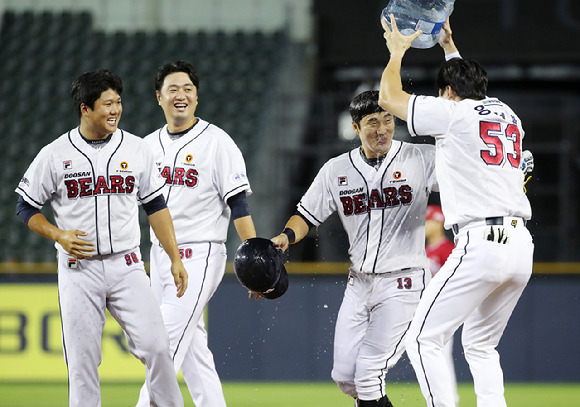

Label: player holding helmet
[272,90,437,407]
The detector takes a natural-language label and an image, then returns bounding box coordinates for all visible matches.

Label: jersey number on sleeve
[479,121,521,167]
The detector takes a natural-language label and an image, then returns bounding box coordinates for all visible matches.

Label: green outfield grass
[0,381,578,406]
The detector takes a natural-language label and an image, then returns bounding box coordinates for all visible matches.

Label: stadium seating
[0,10,287,262]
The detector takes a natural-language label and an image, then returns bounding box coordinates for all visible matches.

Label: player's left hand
[520,150,534,175]
[171,261,188,297]
[382,14,422,55]
[438,18,457,53]
[520,150,534,194]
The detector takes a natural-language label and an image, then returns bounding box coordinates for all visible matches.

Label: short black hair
[436,58,488,100]
[349,90,385,126]
[70,70,123,118]
[155,60,200,92]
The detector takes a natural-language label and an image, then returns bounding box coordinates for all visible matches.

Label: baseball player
[271,90,437,407]
[15,70,187,407]
[380,16,534,407]
[135,60,256,407]
[424,205,458,407]
[425,205,455,276]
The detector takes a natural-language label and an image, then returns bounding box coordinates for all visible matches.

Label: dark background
[314,0,580,71]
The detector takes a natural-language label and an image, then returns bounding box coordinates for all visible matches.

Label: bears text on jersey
[340,184,413,216]
[65,175,135,198]
[160,166,199,187]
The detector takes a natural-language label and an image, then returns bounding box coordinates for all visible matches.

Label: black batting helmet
[233,237,289,299]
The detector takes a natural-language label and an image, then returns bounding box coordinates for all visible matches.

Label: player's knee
[334,380,358,398]
[132,333,171,363]
[462,340,497,362]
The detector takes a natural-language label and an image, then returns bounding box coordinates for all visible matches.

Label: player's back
[434,97,532,228]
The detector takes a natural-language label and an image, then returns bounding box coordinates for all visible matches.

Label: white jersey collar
[161,118,209,144]
[354,139,402,169]
[70,127,123,155]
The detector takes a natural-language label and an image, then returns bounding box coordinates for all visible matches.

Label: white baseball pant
[332,268,429,401]
[406,218,533,407]
[136,242,227,407]
[58,249,183,407]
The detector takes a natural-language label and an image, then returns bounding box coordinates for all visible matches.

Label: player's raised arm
[438,18,460,58]
[148,207,188,297]
[378,14,420,121]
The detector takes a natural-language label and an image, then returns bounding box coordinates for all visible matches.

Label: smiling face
[79,88,122,140]
[353,111,395,158]
[157,72,198,132]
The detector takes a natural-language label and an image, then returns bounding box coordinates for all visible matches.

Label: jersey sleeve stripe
[140,183,165,203]
[15,187,44,208]
[223,183,250,202]
[297,203,323,226]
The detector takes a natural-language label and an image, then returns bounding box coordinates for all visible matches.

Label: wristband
[282,227,296,244]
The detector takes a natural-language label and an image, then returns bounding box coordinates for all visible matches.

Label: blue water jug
[381,0,455,49]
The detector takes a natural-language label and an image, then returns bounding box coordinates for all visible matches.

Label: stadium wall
[0,264,578,383]
[209,270,580,383]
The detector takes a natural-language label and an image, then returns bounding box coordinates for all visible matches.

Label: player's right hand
[171,261,188,298]
[248,291,262,301]
[271,234,290,252]
[57,230,95,259]
[382,14,422,55]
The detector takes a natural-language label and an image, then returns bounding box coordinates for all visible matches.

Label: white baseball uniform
[405,95,534,407]
[297,140,436,401]
[16,128,183,407]
[136,119,251,407]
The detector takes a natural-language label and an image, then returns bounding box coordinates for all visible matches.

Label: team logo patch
[232,172,247,182]
[511,220,518,228]
[120,161,129,169]
[338,176,348,186]
[63,160,72,170]
[393,171,402,179]
[67,258,78,269]
[20,176,30,187]
[185,154,193,163]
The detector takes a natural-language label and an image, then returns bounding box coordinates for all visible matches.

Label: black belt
[452,217,509,234]
[485,216,504,225]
